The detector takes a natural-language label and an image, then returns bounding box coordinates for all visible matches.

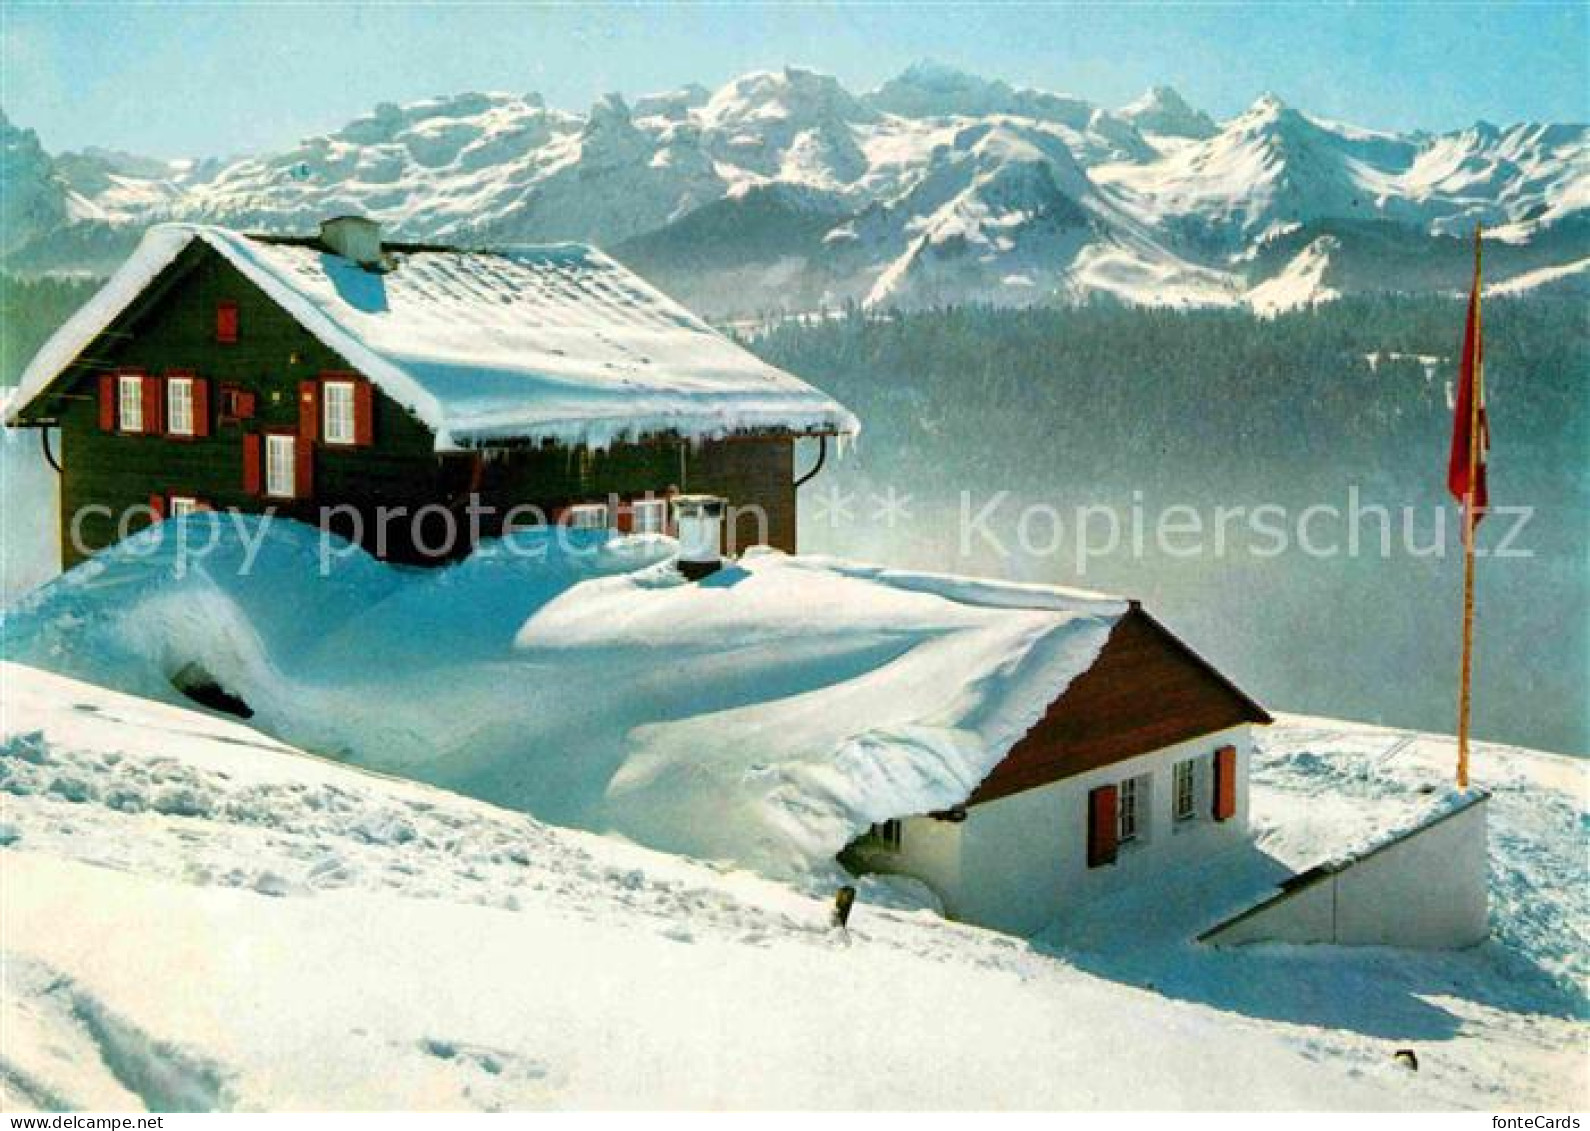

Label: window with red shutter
[1087,784,1119,868]
[218,385,257,424]
[216,301,239,344]
[1212,745,1238,821]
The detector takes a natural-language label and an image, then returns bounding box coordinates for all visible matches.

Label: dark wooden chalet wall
[48,246,798,566]
[968,608,1270,805]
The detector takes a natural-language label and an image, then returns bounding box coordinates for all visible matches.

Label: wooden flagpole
[1457,225,1482,790]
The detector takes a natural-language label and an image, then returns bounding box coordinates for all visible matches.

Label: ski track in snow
[0,662,1584,1110]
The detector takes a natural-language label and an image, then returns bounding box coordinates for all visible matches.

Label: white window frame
[1118,776,1141,843]
[1174,759,1198,823]
[169,495,201,518]
[118,374,144,433]
[166,376,194,437]
[631,498,667,535]
[322,380,356,446]
[566,503,609,531]
[265,434,296,499]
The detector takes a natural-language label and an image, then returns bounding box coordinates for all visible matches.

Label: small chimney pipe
[672,494,725,580]
[319,215,385,269]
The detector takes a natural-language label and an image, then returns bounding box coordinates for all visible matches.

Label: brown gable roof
[968,603,1271,806]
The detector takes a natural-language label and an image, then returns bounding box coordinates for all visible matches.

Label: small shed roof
[6,223,859,451]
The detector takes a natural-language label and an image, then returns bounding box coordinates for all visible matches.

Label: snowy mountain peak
[867,60,1018,118]
[0,109,71,252]
[704,66,875,128]
[585,92,637,132]
[633,83,710,121]
[1244,92,1291,120]
[1119,85,1218,139]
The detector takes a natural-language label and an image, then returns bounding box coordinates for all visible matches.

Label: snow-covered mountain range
[4,63,1586,314]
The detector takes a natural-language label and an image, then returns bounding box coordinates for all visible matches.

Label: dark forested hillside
[753,297,1589,754]
[1,273,101,388]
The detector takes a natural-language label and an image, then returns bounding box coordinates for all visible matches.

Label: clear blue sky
[3,2,1585,158]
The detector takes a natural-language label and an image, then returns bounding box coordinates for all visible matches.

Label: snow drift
[0,518,1124,874]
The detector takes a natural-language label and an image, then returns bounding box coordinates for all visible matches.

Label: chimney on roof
[319,215,385,269]
[672,495,726,581]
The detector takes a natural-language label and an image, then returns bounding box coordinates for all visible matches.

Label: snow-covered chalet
[6,215,1272,936]
[6,216,858,566]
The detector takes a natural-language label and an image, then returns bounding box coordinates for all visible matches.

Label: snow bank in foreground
[0,520,1123,875]
[6,663,1580,1110]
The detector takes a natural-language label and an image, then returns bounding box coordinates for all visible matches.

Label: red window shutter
[298,380,320,443]
[353,381,375,447]
[295,437,314,500]
[148,494,166,521]
[98,375,116,431]
[615,499,634,534]
[242,434,263,496]
[216,301,239,344]
[1087,784,1119,868]
[191,378,211,437]
[141,375,164,435]
[1213,745,1238,821]
[237,390,257,420]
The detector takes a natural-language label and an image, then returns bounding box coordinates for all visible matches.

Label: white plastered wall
[869,725,1255,937]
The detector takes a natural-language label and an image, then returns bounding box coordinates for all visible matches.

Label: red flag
[1447,243,1489,523]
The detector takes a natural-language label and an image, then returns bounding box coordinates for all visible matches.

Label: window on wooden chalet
[118,374,144,433]
[322,380,356,445]
[166,376,194,437]
[265,435,296,499]
[169,495,202,518]
[566,503,609,530]
[216,301,239,344]
[1173,759,1198,823]
[631,498,667,535]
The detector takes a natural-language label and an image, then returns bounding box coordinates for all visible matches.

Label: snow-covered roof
[2,521,1127,875]
[6,223,859,450]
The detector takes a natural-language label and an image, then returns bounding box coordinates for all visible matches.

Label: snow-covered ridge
[5,64,1583,313]
[0,520,1125,875]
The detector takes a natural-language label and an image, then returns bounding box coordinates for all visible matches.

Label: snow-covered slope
[5,64,1582,313]
[0,661,1582,1110]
